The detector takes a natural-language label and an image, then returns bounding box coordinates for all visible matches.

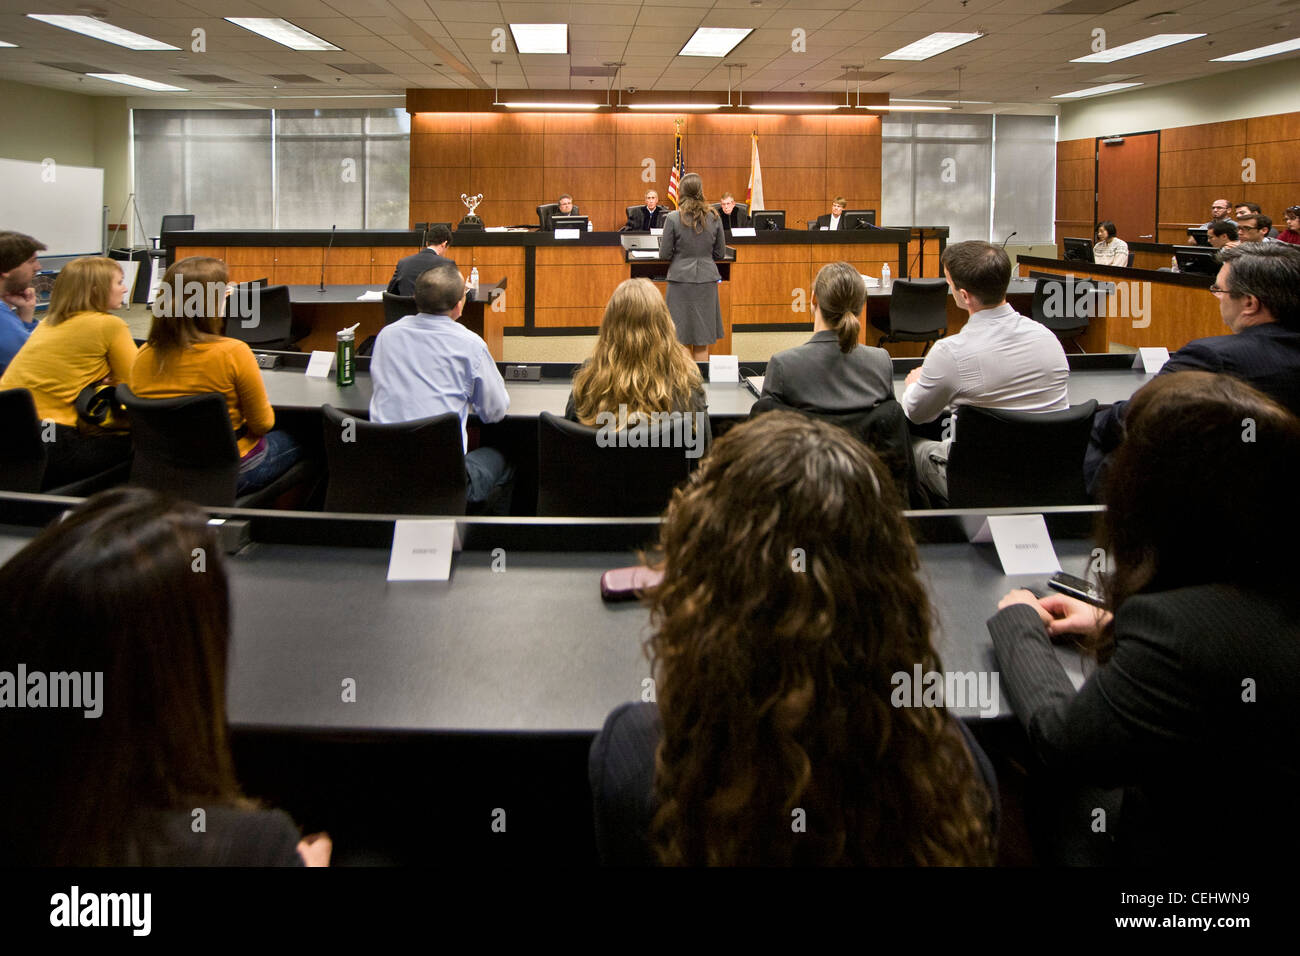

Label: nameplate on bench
[388,520,462,582]
[963,514,1062,576]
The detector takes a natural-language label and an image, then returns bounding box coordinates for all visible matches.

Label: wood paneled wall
[1055,109,1300,249]
[408,112,882,233]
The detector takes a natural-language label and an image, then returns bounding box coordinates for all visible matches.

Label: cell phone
[600,565,664,602]
[1047,571,1106,608]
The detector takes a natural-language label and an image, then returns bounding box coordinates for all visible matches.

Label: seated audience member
[1207,218,1239,249]
[902,240,1069,503]
[388,223,454,296]
[1092,220,1129,267]
[762,261,891,412]
[1277,205,1300,245]
[130,257,302,496]
[1085,242,1300,493]
[0,231,47,375]
[1237,213,1274,243]
[1235,202,1279,237]
[541,194,581,230]
[0,488,331,866]
[621,190,666,232]
[815,196,848,231]
[1200,198,1232,228]
[715,192,750,230]
[0,256,135,488]
[369,260,512,512]
[989,372,1300,865]
[566,277,708,446]
[589,412,998,865]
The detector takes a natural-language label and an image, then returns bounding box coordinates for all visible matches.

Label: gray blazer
[762,330,894,412]
[659,210,727,283]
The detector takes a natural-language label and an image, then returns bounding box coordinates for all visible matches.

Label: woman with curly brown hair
[566,277,709,446]
[990,371,1300,865]
[589,411,997,865]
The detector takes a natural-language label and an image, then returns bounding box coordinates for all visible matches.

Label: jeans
[238,429,303,495]
[465,446,514,515]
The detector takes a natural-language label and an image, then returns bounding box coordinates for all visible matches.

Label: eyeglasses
[1209,284,1227,293]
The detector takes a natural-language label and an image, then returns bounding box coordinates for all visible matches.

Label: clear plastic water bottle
[881,263,891,290]
[469,266,479,291]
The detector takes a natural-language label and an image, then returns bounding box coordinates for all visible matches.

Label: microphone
[1001,230,1018,248]
[319,224,336,293]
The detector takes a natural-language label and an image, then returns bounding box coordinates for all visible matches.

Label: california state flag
[746,133,765,212]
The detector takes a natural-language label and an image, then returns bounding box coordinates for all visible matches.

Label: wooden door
[1096,132,1158,248]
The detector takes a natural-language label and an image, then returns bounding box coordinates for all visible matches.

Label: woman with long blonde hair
[0,255,136,487]
[567,277,707,435]
[657,172,728,362]
[589,412,997,865]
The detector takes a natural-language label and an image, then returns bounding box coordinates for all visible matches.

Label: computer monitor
[843,209,878,229]
[1186,227,1210,247]
[551,215,589,231]
[1173,245,1219,276]
[752,210,785,231]
[1063,237,1094,263]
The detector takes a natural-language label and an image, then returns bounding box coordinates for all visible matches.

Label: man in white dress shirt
[902,240,1069,503]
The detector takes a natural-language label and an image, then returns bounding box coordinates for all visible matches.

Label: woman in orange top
[130,256,301,494]
[0,256,135,488]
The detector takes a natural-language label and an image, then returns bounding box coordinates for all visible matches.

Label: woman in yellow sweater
[130,256,301,494]
[0,256,136,488]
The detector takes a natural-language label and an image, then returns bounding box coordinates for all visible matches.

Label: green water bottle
[336,323,359,386]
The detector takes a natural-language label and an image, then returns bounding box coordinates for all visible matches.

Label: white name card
[650,228,664,236]
[731,227,756,237]
[964,514,1062,576]
[1133,347,1170,373]
[305,350,335,378]
[709,354,739,382]
[387,519,462,582]
[553,228,580,240]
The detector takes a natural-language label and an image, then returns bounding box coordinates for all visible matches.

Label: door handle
[1140,234,1153,239]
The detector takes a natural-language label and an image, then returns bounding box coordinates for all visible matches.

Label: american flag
[667,129,683,208]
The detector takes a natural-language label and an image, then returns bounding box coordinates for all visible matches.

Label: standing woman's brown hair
[644,412,995,865]
[676,172,715,233]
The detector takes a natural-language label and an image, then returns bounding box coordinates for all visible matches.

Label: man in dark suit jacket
[540,194,581,230]
[715,193,751,230]
[387,223,455,296]
[1085,242,1300,492]
[621,190,667,232]
[814,196,848,231]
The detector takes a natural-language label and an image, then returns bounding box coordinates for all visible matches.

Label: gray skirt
[666,280,723,346]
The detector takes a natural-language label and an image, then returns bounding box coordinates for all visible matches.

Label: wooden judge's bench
[166,226,947,360]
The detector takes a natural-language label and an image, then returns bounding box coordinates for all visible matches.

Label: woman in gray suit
[762,261,892,411]
[658,173,727,362]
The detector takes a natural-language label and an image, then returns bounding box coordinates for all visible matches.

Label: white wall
[1059,56,1300,140]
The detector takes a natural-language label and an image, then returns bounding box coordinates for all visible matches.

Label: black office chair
[224,283,297,351]
[149,213,195,251]
[710,202,748,220]
[0,388,131,495]
[382,291,417,327]
[945,400,1098,508]
[1126,252,1135,268]
[748,396,920,507]
[1031,276,1099,353]
[116,385,314,508]
[321,405,467,515]
[875,277,949,355]
[536,410,693,516]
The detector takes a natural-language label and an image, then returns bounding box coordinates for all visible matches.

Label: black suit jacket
[989,585,1300,864]
[622,206,667,232]
[387,248,455,296]
[717,206,751,230]
[588,700,998,865]
[815,213,844,230]
[1084,321,1300,493]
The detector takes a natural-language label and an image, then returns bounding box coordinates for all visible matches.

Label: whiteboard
[0,157,104,258]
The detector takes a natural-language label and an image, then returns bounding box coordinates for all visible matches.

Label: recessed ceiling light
[746,103,841,110]
[225,18,340,51]
[498,101,599,110]
[508,24,568,54]
[27,14,179,51]
[881,33,983,61]
[1210,36,1300,61]
[1052,81,1143,98]
[626,103,724,110]
[1070,33,1205,63]
[87,73,188,92]
[679,28,752,57]
[0,40,16,48]
[858,104,953,111]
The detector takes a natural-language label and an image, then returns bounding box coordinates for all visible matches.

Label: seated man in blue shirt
[0,232,47,375]
[369,260,514,512]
